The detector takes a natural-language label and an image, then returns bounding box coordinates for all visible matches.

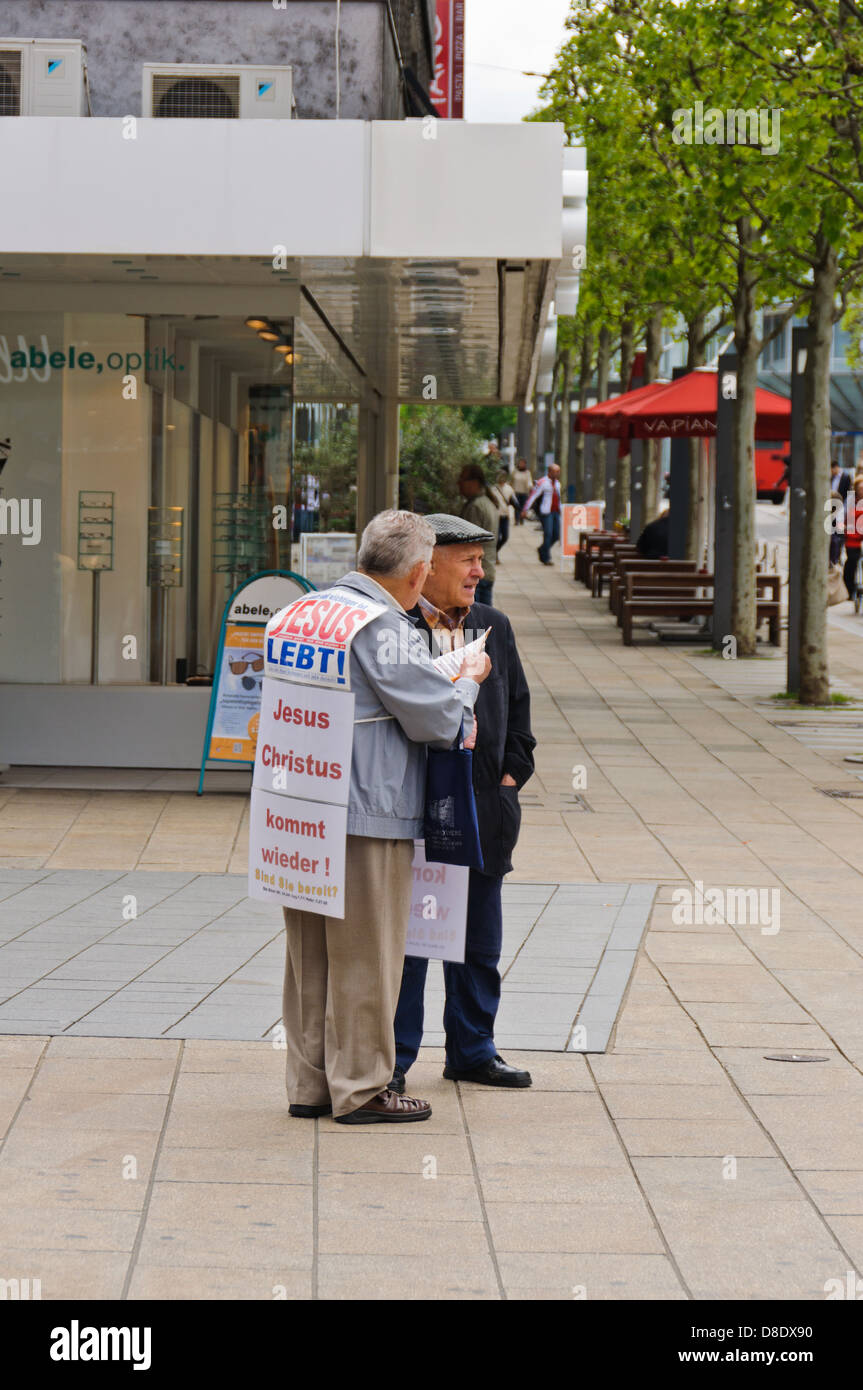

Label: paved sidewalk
[0,874,653,1051]
[2,521,863,1300]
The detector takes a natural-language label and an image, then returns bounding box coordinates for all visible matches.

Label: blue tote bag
[424,736,484,870]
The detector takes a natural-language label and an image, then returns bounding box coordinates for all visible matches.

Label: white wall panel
[0,119,369,255]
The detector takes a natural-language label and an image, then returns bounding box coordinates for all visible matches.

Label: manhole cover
[763,1053,829,1063]
[819,789,863,799]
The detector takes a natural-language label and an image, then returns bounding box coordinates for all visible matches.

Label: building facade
[0,1,586,768]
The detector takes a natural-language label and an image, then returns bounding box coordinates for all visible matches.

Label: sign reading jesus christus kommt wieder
[248,679,354,918]
[248,589,384,917]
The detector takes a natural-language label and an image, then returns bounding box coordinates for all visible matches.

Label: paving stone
[127,1266,311,1300]
[484,1199,664,1254]
[0,1247,129,1300]
[597,1082,750,1121]
[136,1181,313,1270]
[0,1202,142,1253]
[796,1171,863,1215]
[316,1253,499,1300]
[632,1156,803,1204]
[745,1095,863,1169]
[496,1251,686,1299]
[614,1117,776,1158]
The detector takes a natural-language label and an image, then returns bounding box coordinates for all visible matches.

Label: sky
[463,0,575,122]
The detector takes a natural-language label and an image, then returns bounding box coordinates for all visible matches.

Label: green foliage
[398,405,487,513]
[458,405,518,439]
[295,416,357,532]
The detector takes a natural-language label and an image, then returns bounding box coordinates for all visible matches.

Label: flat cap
[423,513,495,545]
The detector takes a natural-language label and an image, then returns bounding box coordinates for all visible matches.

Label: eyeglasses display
[147,506,184,588]
[77,490,114,572]
[212,490,271,581]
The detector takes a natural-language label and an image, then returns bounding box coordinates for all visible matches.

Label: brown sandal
[334,1088,432,1124]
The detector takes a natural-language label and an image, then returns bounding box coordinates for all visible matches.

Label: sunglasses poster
[207,622,266,761]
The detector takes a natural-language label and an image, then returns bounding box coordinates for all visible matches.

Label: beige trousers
[281,834,414,1118]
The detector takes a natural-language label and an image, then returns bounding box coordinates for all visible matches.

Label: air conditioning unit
[142,64,295,119]
[0,38,89,116]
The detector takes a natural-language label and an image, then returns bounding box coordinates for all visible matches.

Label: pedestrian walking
[458,463,500,604]
[831,459,851,502]
[493,471,517,556]
[521,463,562,565]
[391,514,536,1092]
[512,458,533,524]
[829,486,845,568]
[843,477,863,602]
[280,510,491,1125]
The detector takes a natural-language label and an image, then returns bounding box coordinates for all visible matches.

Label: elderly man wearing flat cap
[391,514,537,1089]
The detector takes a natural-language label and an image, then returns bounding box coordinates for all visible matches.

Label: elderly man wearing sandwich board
[255,510,490,1125]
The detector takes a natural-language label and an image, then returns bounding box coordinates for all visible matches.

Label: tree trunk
[799,238,837,705]
[730,219,758,656]
[617,313,635,520]
[594,325,611,497]
[558,346,573,496]
[685,314,707,561]
[572,330,593,501]
[642,307,664,524]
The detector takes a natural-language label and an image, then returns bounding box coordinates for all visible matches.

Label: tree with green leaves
[398,405,486,514]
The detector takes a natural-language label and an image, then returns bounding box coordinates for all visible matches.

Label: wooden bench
[621,583,781,647]
[575,531,617,583]
[609,560,699,616]
[591,545,640,597]
[583,535,623,591]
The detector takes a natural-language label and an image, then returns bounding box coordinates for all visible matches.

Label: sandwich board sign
[197,569,315,795]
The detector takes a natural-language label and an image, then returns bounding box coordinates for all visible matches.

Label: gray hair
[357,509,435,577]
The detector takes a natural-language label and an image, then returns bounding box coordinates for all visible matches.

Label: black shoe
[443,1054,532,1088]
[389,1066,406,1095]
[289,1102,332,1118]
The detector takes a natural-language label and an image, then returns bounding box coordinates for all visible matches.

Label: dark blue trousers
[394,869,502,1072]
[539,510,560,563]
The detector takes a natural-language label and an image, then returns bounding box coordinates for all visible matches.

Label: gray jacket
[338,572,479,838]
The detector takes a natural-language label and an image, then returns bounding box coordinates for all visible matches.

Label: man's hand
[460,649,491,684]
[500,773,517,787]
[464,715,478,750]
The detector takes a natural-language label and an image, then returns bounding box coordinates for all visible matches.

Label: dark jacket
[636,512,670,560]
[411,601,536,877]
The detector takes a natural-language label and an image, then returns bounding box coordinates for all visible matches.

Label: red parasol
[575,381,669,437]
[575,369,791,440]
[609,369,790,440]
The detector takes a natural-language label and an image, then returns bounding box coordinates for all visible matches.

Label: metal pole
[787,327,809,694]
[629,438,645,537]
[713,352,738,648]
[605,439,618,526]
[90,569,100,685]
[160,588,169,686]
[628,368,646,538]
[583,432,595,501]
[667,365,691,559]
